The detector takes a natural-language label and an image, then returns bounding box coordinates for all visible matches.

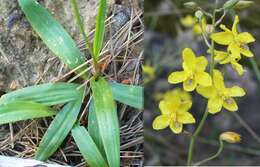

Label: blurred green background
[144,0,260,165]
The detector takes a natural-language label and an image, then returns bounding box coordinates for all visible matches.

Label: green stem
[187,109,209,165]
[187,9,216,166]
[194,139,224,166]
[70,0,100,76]
[250,57,260,83]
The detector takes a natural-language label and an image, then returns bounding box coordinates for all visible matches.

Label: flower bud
[184,2,198,10]
[223,0,240,9]
[220,131,241,143]
[195,10,203,20]
[234,0,254,9]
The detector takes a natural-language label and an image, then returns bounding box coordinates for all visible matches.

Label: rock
[0,0,115,93]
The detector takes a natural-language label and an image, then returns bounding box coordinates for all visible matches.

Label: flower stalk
[193,138,224,166]
[187,9,217,166]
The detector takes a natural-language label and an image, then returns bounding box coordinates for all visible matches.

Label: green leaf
[72,125,108,167]
[223,0,240,9]
[0,83,83,106]
[234,0,254,9]
[35,99,82,161]
[110,82,144,110]
[0,101,55,125]
[88,101,105,157]
[93,0,106,61]
[18,0,87,79]
[90,78,120,167]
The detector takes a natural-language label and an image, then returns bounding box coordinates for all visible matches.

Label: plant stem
[187,9,217,166]
[250,57,260,83]
[187,109,209,165]
[193,139,224,166]
[70,0,100,76]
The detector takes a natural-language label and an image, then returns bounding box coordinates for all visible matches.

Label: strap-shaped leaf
[35,98,82,161]
[88,101,105,157]
[90,78,120,167]
[0,83,83,106]
[18,0,87,79]
[93,0,106,61]
[0,101,55,125]
[110,82,144,109]
[72,125,108,167]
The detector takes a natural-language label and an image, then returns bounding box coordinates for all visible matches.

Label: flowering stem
[193,139,224,166]
[187,109,209,165]
[187,9,216,166]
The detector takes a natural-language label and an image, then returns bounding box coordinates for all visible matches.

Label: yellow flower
[163,88,192,103]
[193,18,207,35]
[220,131,241,143]
[180,15,207,35]
[168,48,212,92]
[153,88,192,103]
[196,70,245,114]
[152,98,195,134]
[211,49,245,75]
[211,15,255,58]
[180,15,196,27]
[143,64,155,84]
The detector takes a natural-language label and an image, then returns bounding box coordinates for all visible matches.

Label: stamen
[174,122,181,128]
[225,98,233,104]
[240,44,249,50]
[187,79,193,85]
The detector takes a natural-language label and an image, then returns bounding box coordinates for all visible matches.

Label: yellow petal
[237,32,255,43]
[220,24,232,33]
[168,71,188,84]
[195,71,212,86]
[152,115,171,130]
[214,50,229,62]
[193,24,202,35]
[208,96,223,114]
[196,56,208,72]
[220,131,241,144]
[231,61,245,75]
[232,15,239,35]
[182,48,196,70]
[240,47,253,57]
[183,78,197,92]
[159,100,178,115]
[223,98,238,112]
[196,86,216,98]
[179,91,192,102]
[179,101,192,112]
[211,32,233,45]
[180,15,196,27]
[228,42,241,58]
[213,70,225,90]
[177,111,196,124]
[169,120,183,134]
[220,56,233,64]
[228,86,245,97]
